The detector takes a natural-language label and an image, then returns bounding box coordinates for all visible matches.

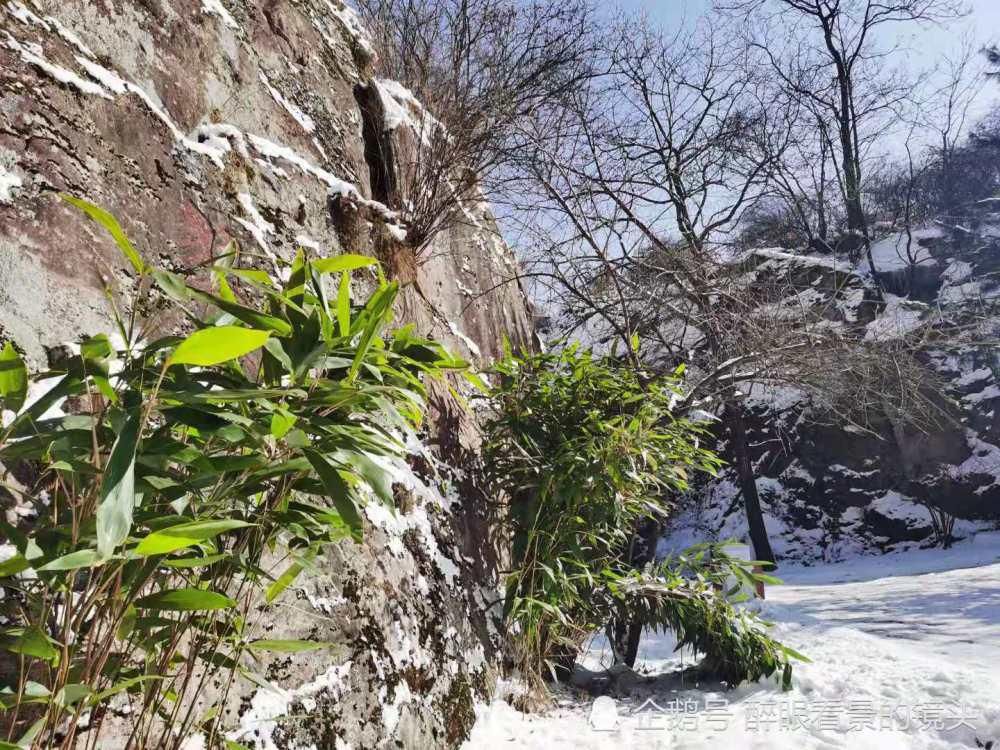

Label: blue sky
[609,1,1000,137]
[611,1,1000,61]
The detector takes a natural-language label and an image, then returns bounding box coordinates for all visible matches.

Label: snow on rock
[0,162,22,204]
[862,228,942,274]
[3,29,111,99]
[259,70,316,134]
[325,0,374,57]
[235,191,276,259]
[201,0,239,30]
[863,294,927,341]
[448,320,482,359]
[228,662,353,749]
[374,79,441,145]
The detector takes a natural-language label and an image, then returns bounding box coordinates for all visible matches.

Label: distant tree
[721,0,968,276]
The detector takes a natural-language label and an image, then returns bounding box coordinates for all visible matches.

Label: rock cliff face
[0,1,533,746]
[666,213,1000,563]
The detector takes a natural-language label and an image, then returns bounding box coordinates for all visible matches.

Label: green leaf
[247,639,330,653]
[80,334,113,360]
[134,588,236,611]
[37,548,104,571]
[1,626,59,663]
[305,450,363,541]
[152,269,191,303]
[135,519,253,556]
[342,450,394,507]
[0,553,29,577]
[168,327,271,367]
[15,717,45,749]
[336,272,351,338]
[270,410,297,439]
[117,605,136,641]
[89,675,163,706]
[780,644,811,663]
[187,288,292,336]
[54,683,91,707]
[463,370,490,394]
[61,194,145,275]
[0,342,27,414]
[348,282,398,382]
[312,254,377,274]
[97,408,141,558]
[265,560,303,603]
[220,266,274,288]
[161,553,230,569]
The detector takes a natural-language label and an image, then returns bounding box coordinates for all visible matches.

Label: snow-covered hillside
[464,534,1000,748]
[670,206,1000,563]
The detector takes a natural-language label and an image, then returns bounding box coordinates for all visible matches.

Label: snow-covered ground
[465,534,1000,748]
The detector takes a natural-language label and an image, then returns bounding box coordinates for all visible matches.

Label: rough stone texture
[669,225,1000,563]
[0,1,534,746]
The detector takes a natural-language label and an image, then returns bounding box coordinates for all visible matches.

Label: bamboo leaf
[187,288,292,336]
[37,548,104,572]
[0,626,59,663]
[89,675,163,706]
[336,272,351,338]
[134,588,236,611]
[168,327,271,367]
[265,559,304,603]
[312,254,377,274]
[0,342,27,414]
[61,194,145,274]
[348,282,397,382]
[97,408,141,558]
[135,519,253,556]
[162,553,230,569]
[0,553,29,577]
[54,683,91,707]
[270,409,297,439]
[305,450,363,541]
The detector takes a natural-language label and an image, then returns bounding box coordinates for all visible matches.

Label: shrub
[0,197,463,748]
[483,344,803,690]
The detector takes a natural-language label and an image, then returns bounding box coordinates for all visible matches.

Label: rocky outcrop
[667,218,1000,563]
[0,1,533,746]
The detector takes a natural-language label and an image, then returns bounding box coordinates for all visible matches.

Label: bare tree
[354,0,598,253]
[503,18,800,582]
[504,14,954,624]
[918,34,988,215]
[722,0,967,275]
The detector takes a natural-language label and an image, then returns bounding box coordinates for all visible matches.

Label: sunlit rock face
[665,213,1000,564]
[0,1,534,746]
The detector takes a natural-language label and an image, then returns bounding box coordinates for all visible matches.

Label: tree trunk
[724,402,776,568]
[609,518,660,668]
